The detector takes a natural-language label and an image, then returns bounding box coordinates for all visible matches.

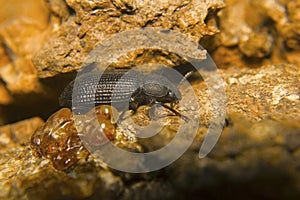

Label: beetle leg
[118,110,127,121]
[118,101,138,122]
[161,104,189,122]
[154,102,189,122]
[149,104,163,119]
[149,105,155,119]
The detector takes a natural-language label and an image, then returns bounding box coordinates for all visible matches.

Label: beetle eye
[168,91,177,99]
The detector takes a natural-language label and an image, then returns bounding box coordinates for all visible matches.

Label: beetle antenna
[178,71,194,87]
[161,104,189,122]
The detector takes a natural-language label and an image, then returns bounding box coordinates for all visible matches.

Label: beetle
[59,65,195,121]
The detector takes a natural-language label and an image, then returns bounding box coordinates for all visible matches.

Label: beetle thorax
[142,83,169,97]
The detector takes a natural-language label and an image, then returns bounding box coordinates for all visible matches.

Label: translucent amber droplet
[30,106,120,170]
[94,105,119,122]
[30,108,89,170]
[79,106,116,148]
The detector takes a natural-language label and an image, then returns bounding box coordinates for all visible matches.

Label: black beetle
[59,66,194,120]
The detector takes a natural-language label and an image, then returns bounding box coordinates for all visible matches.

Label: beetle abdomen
[59,70,139,111]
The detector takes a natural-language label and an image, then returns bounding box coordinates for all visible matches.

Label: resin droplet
[76,106,117,149]
[31,108,89,170]
[31,106,118,170]
[94,105,119,122]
